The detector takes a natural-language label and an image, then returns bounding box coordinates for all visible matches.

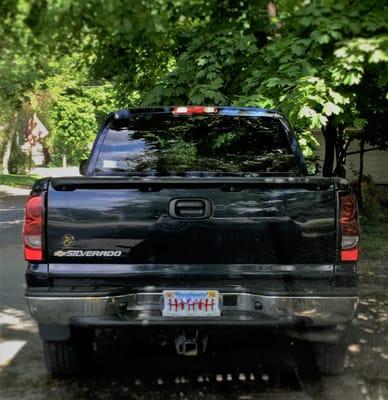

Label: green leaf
[318,34,330,44]
[322,101,342,116]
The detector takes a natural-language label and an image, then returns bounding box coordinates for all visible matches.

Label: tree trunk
[322,119,337,177]
[357,137,365,210]
[267,1,282,31]
[1,113,18,174]
[335,125,347,178]
[267,1,277,19]
[28,147,33,173]
[42,145,51,166]
[1,131,16,175]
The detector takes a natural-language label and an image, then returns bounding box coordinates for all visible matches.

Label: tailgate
[46,177,336,267]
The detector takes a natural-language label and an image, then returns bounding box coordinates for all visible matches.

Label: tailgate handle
[169,198,212,219]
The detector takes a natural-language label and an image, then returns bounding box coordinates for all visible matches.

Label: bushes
[49,94,97,167]
[47,84,118,167]
[355,176,388,258]
[358,175,384,221]
[8,140,29,174]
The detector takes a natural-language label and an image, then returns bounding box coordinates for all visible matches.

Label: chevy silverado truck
[24,106,360,377]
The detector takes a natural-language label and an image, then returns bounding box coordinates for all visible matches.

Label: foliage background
[0,0,387,175]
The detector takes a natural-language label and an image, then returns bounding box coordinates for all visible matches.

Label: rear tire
[313,341,347,376]
[43,330,93,378]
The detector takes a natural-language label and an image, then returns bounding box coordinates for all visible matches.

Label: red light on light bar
[172,106,218,115]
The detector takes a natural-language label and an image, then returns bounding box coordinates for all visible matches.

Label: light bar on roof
[172,106,218,115]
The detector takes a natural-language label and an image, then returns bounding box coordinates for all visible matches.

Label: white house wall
[314,131,388,184]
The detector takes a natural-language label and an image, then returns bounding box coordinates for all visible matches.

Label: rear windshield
[93,115,299,176]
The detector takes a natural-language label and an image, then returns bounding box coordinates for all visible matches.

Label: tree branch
[332,134,354,176]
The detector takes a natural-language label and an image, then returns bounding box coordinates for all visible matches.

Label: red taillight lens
[341,247,359,261]
[172,106,218,115]
[340,194,360,262]
[340,195,356,222]
[23,194,43,261]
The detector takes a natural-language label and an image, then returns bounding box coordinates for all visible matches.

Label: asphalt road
[1,192,387,400]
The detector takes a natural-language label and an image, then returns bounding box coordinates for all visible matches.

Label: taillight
[340,194,360,262]
[172,106,218,115]
[23,194,43,261]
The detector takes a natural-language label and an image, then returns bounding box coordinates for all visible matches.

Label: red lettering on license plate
[162,290,220,317]
[167,298,216,312]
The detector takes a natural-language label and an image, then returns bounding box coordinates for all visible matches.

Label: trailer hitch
[175,329,208,356]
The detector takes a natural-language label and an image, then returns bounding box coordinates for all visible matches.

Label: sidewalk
[0,186,30,197]
[1,168,80,196]
[31,167,80,177]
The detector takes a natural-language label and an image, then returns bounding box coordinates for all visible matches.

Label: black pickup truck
[23,106,360,377]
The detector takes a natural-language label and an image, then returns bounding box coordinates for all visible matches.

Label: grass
[0,173,41,188]
[361,212,388,259]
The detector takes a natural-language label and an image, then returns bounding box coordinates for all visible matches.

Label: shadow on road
[0,321,368,400]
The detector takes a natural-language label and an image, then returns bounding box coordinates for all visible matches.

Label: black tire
[43,330,93,378]
[312,341,347,376]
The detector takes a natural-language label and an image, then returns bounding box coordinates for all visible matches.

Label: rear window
[94,115,299,176]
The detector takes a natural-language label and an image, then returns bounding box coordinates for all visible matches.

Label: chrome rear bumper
[26,292,359,327]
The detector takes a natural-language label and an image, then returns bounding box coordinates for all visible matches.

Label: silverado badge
[54,250,123,257]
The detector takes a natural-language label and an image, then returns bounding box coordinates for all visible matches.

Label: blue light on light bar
[218,108,273,117]
[218,108,241,115]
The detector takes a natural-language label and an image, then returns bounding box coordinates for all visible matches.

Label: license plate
[162,290,221,317]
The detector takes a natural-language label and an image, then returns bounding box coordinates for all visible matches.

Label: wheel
[42,330,93,378]
[312,341,347,376]
[43,339,79,377]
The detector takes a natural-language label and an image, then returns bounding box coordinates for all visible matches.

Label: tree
[3,0,388,174]
[0,1,118,171]
[37,58,118,166]
[27,0,275,103]
[0,0,47,173]
[240,1,388,175]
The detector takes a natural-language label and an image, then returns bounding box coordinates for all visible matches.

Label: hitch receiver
[175,329,208,356]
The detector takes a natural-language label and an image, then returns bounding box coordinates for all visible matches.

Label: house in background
[314,130,388,185]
